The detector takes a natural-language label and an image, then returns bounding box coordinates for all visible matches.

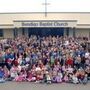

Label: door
[28,28,64,37]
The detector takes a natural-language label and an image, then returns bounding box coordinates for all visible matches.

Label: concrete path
[0,82,90,90]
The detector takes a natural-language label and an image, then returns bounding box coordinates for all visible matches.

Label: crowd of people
[0,35,90,84]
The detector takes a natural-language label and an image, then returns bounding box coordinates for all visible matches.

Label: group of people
[0,35,90,84]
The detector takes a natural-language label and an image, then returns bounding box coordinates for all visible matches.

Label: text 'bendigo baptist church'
[21,21,68,27]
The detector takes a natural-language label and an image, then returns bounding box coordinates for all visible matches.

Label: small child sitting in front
[55,71,63,83]
[0,67,5,83]
[10,64,20,80]
[14,68,27,82]
[63,72,69,83]
[45,71,52,84]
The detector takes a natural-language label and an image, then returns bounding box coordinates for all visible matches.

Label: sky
[0,0,90,13]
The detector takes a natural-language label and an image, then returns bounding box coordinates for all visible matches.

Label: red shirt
[66,58,73,66]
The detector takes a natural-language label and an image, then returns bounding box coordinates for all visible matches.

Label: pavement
[0,82,90,90]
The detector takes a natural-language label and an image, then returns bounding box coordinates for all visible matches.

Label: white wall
[0,13,90,25]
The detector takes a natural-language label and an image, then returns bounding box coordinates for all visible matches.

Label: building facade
[0,13,90,38]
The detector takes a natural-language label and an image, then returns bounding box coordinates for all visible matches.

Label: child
[77,69,86,84]
[63,72,69,83]
[36,71,44,83]
[27,70,36,82]
[27,64,36,82]
[72,74,79,84]
[67,65,73,74]
[35,65,42,83]
[46,71,51,84]
[3,66,10,80]
[52,71,57,83]
[14,69,27,82]
[56,71,63,83]
[71,74,79,84]
[82,74,88,84]
[0,67,5,83]
[10,65,19,80]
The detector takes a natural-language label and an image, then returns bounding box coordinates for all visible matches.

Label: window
[0,29,3,37]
